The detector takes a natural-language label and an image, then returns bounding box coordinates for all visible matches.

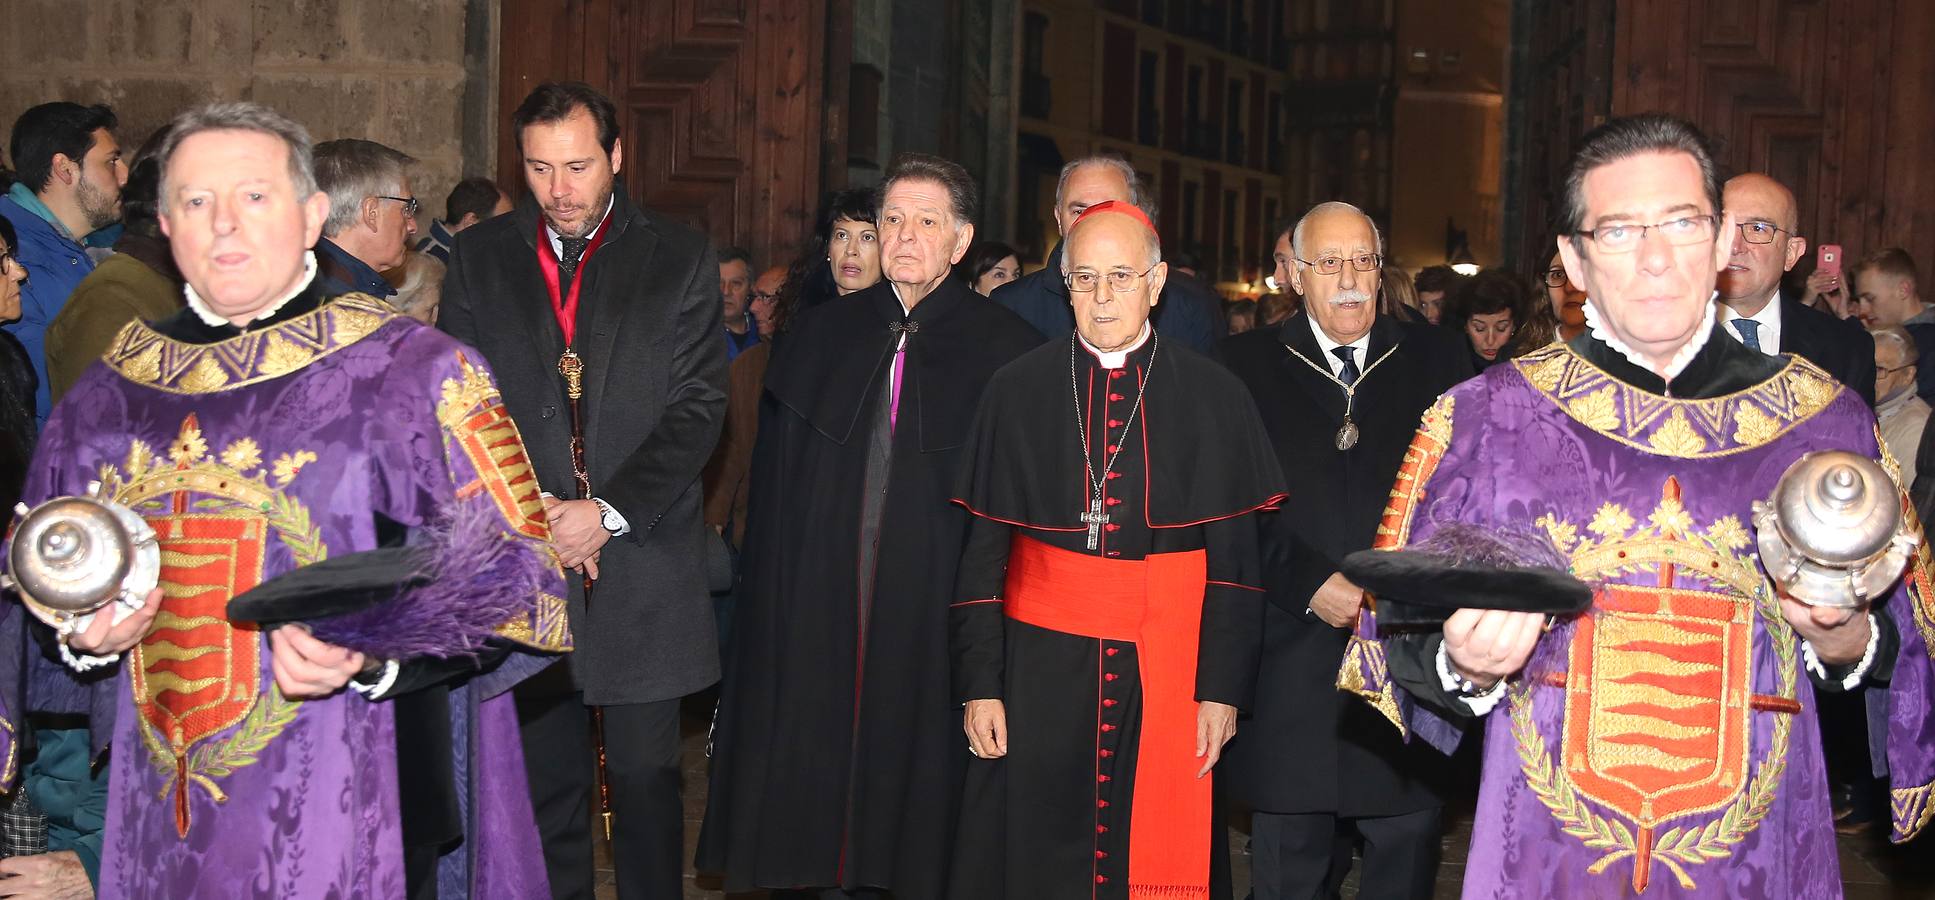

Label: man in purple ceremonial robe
[0,102,570,899]
[1344,115,1935,898]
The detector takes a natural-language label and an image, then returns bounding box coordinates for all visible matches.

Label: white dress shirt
[1720,292,1784,355]
[1306,313,1372,379]
[544,195,616,259]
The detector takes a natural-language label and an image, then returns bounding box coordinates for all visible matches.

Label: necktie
[1734,318,1763,353]
[1332,346,1361,385]
[558,236,590,286]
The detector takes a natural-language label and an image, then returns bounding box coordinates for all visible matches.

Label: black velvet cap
[1341,547,1595,631]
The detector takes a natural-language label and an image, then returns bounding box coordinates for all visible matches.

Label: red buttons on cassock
[1096,850,1108,859]
[1102,723,1116,732]
[1098,799,1110,808]
[1105,471,1122,480]
[1105,497,1122,507]
[1103,699,1117,708]
[1097,825,1108,834]
[1108,418,1123,428]
[1106,647,1119,656]
[1105,673,1118,681]
[1108,393,1125,401]
[1110,370,1125,379]
[1100,748,1114,757]
[1106,444,1120,453]
[1106,550,1121,557]
[1098,774,1110,783]
[1097,875,1108,884]
[1105,523,1120,532]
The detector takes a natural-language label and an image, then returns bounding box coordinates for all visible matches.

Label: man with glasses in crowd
[1355,114,1935,897]
[948,200,1283,899]
[312,138,419,299]
[1716,172,1874,406]
[1220,201,1472,899]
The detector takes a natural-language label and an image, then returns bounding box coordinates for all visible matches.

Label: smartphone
[1818,244,1843,279]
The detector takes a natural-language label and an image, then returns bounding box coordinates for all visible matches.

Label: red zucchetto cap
[1071,200,1160,247]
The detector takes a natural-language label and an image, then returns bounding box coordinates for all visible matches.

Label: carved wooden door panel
[1611,0,1935,273]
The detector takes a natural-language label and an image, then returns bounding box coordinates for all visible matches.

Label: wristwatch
[594,498,625,535]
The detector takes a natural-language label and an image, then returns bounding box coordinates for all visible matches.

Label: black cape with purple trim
[696,277,1040,898]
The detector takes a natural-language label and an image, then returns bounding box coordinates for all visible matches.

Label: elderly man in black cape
[947,201,1285,900]
[697,153,1039,899]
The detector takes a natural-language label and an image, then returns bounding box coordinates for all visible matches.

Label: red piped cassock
[948,330,1286,899]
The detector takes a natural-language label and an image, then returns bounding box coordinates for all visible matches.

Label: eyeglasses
[1295,252,1382,275]
[750,290,780,303]
[375,196,421,218]
[1065,264,1158,293]
[1735,221,1792,245]
[1573,214,1716,254]
[1542,267,1569,288]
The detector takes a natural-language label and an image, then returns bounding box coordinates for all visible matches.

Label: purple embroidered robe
[2,294,570,898]
[1343,342,1935,898]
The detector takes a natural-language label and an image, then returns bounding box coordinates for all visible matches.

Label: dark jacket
[315,237,397,300]
[1776,293,1876,407]
[0,329,34,515]
[991,240,1225,352]
[45,231,183,403]
[0,190,95,424]
[1217,312,1476,816]
[439,186,728,704]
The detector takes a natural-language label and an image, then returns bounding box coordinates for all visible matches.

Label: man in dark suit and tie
[1717,173,1876,406]
[439,81,727,900]
[1219,202,1474,899]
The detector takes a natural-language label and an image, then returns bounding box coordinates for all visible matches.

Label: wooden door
[498,0,834,268]
[1611,0,1935,274]
[1507,0,1935,272]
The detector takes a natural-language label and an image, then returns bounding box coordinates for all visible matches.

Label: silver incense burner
[1752,450,1917,608]
[2,486,158,634]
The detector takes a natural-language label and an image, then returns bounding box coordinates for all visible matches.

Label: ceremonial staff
[558,349,614,842]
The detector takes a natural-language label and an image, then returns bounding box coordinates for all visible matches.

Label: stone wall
[0,0,491,222]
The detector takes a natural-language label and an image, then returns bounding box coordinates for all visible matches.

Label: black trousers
[516,660,686,900]
[1248,808,1440,900]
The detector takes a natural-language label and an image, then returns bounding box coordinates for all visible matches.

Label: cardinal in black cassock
[948,202,1286,900]
[697,155,1041,899]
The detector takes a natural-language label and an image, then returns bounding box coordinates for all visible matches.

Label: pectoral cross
[1082,492,1111,550]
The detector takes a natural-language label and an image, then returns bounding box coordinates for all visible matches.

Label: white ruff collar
[1583,292,1716,383]
[184,251,319,328]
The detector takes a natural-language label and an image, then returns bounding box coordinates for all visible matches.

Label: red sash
[1002,535,1212,900]
[534,213,613,346]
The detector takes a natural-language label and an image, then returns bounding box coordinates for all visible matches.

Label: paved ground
[590,702,1935,899]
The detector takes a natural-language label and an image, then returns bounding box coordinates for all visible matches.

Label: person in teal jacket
[0,725,107,895]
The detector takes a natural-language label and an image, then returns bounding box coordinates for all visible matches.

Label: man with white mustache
[1219,201,1474,899]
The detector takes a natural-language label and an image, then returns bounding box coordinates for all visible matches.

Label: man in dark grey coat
[439,81,726,900]
[992,156,1225,351]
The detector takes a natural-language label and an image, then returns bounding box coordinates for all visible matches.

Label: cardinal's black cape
[953,333,1287,529]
